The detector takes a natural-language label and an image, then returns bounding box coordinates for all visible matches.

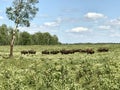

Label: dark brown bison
[21,50,28,55]
[72,49,82,53]
[86,49,94,54]
[79,49,87,53]
[28,50,36,54]
[50,50,59,54]
[97,48,109,52]
[42,50,49,54]
[60,49,74,54]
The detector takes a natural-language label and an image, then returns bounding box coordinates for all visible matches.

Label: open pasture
[0,44,120,90]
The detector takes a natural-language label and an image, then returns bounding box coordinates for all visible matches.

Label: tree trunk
[9,25,18,57]
[9,32,15,57]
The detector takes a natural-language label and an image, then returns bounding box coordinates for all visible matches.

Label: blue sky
[0,0,120,43]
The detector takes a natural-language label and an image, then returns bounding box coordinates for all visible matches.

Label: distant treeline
[0,24,61,45]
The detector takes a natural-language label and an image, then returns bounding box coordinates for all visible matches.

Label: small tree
[6,0,39,57]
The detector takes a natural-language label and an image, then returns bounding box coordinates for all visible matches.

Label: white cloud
[98,25,111,30]
[70,27,88,33]
[0,16,3,19]
[18,23,41,33]
[61,17,80,23]
[84,12,106,20]
[18,17,63,34]
[56,17,62,23]
[104,18,120,30]
[109,18,120,26]
[43,18,62,27]
[43,22,59,27]
[18,21,59,34]
[110,33,120,37]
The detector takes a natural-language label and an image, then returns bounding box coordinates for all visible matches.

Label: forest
[0,24,60,45]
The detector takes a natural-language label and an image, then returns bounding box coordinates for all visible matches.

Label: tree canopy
[6,0,39,27]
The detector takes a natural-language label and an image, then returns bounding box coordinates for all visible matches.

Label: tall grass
[0,44,120,90]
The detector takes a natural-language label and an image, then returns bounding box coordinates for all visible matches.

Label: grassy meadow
[0,44,120,90]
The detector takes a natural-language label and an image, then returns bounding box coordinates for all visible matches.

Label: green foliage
[0,24,12,45]
[6,0,39,27]
[0,44,120,90]
[0,24,60,45]
[18,31,31,45]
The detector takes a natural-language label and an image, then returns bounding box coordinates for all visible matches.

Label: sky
[0,0,120,43]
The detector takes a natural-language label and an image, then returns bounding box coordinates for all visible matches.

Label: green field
[0,44,120,90]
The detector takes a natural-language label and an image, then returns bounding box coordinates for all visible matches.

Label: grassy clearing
[0,44,120,90]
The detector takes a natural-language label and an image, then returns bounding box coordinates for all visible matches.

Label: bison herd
[21,47,109,55]
[41,48,109,55]
[21,50,36,55]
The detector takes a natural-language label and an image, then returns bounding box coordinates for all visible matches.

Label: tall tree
[43,32,51,45]
[0,24,9,45]
[6,0,39,57]
[19,31,31,45]
[50,35,59,45]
